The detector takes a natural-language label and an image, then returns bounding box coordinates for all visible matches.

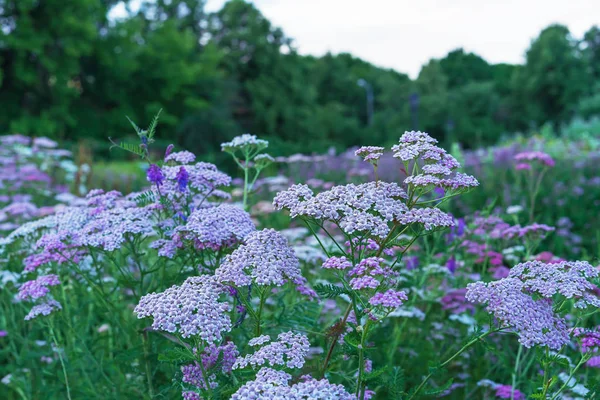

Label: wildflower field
[1,122,599,400]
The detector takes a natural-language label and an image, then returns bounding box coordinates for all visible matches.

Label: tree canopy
[0,0,598,155]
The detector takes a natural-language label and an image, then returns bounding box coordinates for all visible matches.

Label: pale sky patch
[111,0,600,78]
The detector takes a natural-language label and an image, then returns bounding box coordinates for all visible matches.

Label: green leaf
[146,109,162,141]
[388,366,406,397]
[314,283,350,299]
[424,378,453,396]
[133,191,156,207]
[157,348,195,363]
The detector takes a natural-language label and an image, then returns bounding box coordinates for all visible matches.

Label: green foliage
[1,1,599,155]
[314,283,351,299]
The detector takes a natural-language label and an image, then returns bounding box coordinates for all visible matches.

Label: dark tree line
[1,0,599,157]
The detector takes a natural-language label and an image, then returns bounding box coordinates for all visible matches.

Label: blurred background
[0,0,599,160]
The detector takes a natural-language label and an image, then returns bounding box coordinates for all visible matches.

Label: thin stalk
[511,344,523,400]
[357,322,370,400]
[141,331,155,398]
[408,329,497,400]
[50,325,72,400]
[550,353,590,400]
[255,288,267,336]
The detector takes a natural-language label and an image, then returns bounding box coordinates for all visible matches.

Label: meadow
[1,117,599,400]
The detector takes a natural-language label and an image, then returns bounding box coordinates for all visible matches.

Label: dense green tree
[516,24,590,127]
[1,0,599,155]
[0,0,115,137]
[439,48,493,89]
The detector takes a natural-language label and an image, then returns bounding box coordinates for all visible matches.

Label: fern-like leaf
[314,283,349,299]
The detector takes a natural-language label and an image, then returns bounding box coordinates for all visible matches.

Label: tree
[0,0,114,137]
[517,24,590,127]
[439,48,493,89]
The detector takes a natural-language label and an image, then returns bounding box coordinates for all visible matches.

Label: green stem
[511,344,523,400]
[550,353,590,400]
[408,329,497,400]
[357,323,370,399]
[50,325,72,400]
[255,288,267,336]
[141,331,155,398]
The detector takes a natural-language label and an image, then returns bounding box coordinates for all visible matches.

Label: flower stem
[408,329,496,399]
[511,344,523,400]
[50,325,72,400]
[141,331,155,398]
[550,353,590,400]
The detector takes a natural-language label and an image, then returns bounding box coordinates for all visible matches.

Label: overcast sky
[112,0,600,78]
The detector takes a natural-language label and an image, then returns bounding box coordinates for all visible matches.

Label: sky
[112,0,600,78]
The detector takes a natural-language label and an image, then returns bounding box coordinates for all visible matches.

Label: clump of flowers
[233,331,310,370]
[215,228,301,287]
[466,260,600,349]
[221,134,273,210]
[134,275,231,341]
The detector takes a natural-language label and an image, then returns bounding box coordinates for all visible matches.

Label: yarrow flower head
[25,299,62,321]
[368,289,407,309]
[221,134,268,154]
[466,277,569,349]
[514,151,555,167]
[175,204,255,251]
[466,259,600,350]
[230,367,354,399]
[495,385,525,400]
[233,331,310,370]
[355,146,384,164]
[18,275,60,301]
[322,256,353,270]
[165,150,196,164]
[254,153,275,168]
[134,275,231,341]
[392,131,478,192]
[508,260,600,308]
[215,229,301,287]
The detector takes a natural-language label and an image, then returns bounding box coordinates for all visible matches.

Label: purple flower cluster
[573,328,600,353]
[322,256,353,270]
[215,229,301,287]
[230,367,354,399]
[348,257,394,290]
[147,164,164,186]
[274,182,408,237]
[441,288,474,314]
[355,146,384,163]
[501,223,555,240]
[165,150,196,164]
[180,341,239,393]
[233,331,310,370]
[508,260,600,308]
[467,277,569,349]
[514,151,555,167]
[392,131,478,191]
[134,275,231,341]
[275,182,453,238]
[495,385,525,400]
[18,275,60,301]
[24,299,62,321]
[174,204,255,252]
[368,289,407,308]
